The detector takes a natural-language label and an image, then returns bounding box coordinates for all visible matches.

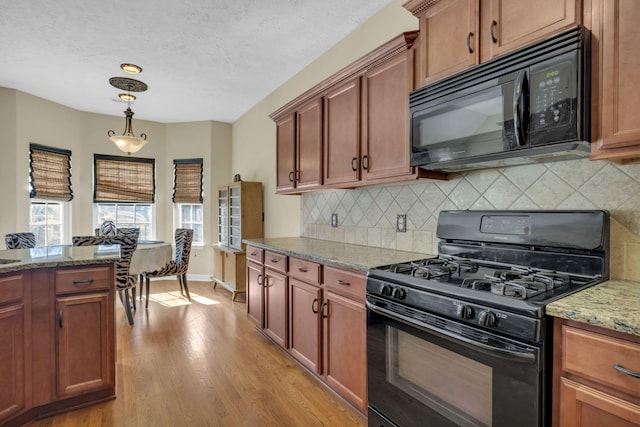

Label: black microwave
[410,26,590,172]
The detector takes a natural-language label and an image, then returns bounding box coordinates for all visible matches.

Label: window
[176,204,203,244]
[95,203,154,240]
[173,158,203,244]
[29,144,73,246]
[94,154,156,240]
[30,201,67,246]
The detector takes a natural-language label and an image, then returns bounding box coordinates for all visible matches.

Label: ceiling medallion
[109,77,148,92]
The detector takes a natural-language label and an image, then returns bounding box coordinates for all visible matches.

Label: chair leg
[177,275,184,296]
[145,276,151,309]
[120,289,134,325]
[139,274,144,300]
[131,286,137,311]
[182,273,191,301]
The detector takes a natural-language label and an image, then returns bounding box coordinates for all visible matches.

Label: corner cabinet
[552,319,640,427]
[213,181,263,300]
[589,0,640,163]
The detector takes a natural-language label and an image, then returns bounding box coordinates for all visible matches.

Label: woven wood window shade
[173,158,203,203]
[94,154,155,203]
[29,143,73,201]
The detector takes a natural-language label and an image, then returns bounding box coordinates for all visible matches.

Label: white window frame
[175,203,204,245]
[29,200,70,246]
[93,202,156,240]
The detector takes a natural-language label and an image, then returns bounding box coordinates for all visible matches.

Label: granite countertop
[0,245,121,274]
[243,237,433,272]
[546,279,640,337]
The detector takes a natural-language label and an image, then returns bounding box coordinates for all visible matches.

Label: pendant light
[107,69,149,155]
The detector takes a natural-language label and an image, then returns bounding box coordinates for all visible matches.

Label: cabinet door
[0,304,25,422]
[56,293,113,398]
[362,52,414,182]
[324,78,361,186]
[229,184,242,249]
[289,278,322,374]
[247,261,264,327]
[296,98,323,191]
[487,0,579,58]
[218,187,229,246]
[420,0,479,85]
[559,378,640,427]
[276,113,296,193]
[264,269,288,348]
[591,0,640,159]
[323,291,367,412]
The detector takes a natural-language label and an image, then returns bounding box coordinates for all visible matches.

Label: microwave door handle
[513,70,528,146]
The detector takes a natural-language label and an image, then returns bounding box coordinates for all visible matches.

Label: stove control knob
[456,304,474,319]
[479,310,497,327]
[381,284,393,296]
[391,287,406,300]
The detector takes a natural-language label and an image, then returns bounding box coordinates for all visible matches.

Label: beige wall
[0,90,232,277]
[231,0,418,238]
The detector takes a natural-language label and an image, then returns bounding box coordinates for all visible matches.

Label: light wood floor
[28,280,367,427]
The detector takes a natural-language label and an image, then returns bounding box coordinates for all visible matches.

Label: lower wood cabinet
[553,319,640,427]
[0,264,115,426]
[246,246,367,414]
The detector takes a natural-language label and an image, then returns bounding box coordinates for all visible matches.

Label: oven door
[366,297,544,427]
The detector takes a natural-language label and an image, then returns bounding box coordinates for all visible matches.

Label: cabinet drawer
[324,266,365,302]
[265,251,287,273]
[0,273,24,306]
[289,257,321,284]
[563,325,640,397]
[56,266,113,295]
[246,246,264,263]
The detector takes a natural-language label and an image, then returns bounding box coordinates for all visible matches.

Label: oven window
[388,327,493,427]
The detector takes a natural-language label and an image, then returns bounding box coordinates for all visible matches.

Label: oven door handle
[366,301,536,363]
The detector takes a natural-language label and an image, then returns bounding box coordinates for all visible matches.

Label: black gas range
[366,210,609,427]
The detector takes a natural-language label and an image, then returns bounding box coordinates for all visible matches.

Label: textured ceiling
[0,0,392,123]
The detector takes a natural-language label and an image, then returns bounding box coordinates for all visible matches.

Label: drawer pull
[270,258,280,263]
[337,279,350,286]
[250,251,258,256]
[613,364,640,379]
[72,279,94,286]
[298,267,308,273]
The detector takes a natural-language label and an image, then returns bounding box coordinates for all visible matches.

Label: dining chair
[142,228,194,308]
[72,229,140,325]
[5,232,36,249]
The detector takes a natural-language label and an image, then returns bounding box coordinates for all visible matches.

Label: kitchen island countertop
[243,237,433,272]
[546,279,640,337]
[0,245,120,274]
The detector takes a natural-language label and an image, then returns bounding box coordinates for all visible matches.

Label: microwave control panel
[529,61,575,131]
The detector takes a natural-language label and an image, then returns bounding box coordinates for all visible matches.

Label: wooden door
[559,378,640,426]
[0,304,25,422]
[323,291,367,412]
[361,52,414,182]
[296,98,323,191]
[289,278,322,374]
[590,0,640,159]
[324,78,361,186]
[275,113,296,193]
[56,293,113,398]
[246,261,264,327]
[264,269,288,348]
[420,0,479,85]
[487,0,580,59]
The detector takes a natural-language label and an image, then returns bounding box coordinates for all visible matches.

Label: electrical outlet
[331,213,338,228]
[396,214,407,232]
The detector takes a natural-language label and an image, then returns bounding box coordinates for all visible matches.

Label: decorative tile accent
[300,158,640,280]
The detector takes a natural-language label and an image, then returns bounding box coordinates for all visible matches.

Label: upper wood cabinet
[404,0,581,87]
[589,0,640,163]
[275,99,323,193]
[270,31,443,194]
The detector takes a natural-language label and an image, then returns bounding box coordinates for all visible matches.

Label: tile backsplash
[301,159,640,280]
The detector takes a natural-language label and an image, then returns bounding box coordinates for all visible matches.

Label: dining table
[129,240,173,276]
